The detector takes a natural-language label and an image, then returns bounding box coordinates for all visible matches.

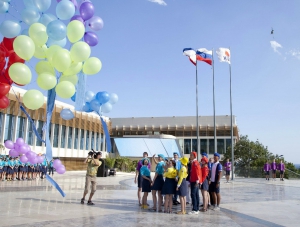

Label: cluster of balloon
[0,0,104,111]
[53,159,66,174]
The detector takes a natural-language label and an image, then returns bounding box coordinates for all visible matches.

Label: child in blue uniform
[7,157,14,181]
[41,158,47,179]
[27,162,34,180]
[140,158,152,209]
[151,154,165,212]
[19,158,26,180]
[13,157,19,181]
[2,158,8,181]
[48,159,54,176]
[0,157,4,180]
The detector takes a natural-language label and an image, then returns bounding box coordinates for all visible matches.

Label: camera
[88,149,102,159]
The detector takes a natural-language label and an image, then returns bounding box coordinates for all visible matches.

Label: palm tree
[0,144,5,155]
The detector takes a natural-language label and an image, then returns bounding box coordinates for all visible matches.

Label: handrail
[286,168,300,176]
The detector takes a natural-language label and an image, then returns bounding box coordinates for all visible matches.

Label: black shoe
[176,201,180,205]
[173,201,177,205]
[200,204,204,207]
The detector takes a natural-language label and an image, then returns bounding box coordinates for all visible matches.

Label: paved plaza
[0,171,299,227]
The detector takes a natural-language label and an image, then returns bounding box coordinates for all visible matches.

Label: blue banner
[100,116,111,152]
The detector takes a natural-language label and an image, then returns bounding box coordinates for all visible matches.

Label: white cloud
[148,0,167,6]
[270,41,282,54]
[288,49,300,60]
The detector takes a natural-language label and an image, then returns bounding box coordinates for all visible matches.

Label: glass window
[178,139,184,153]
[26,120,34,145]
[36,120,44,146]
[192,139,198,153]
[74,128,79,149]
[80,129,84,150]
[60,125,66,148]
[68,127,73,149]
[0,112,3,138]
[53,124,59,148]
[147,131,153,135]
[100,133,104,150]
[209,139,215,154]
[217,139,225,154]
[16,116,26,139]
[226,139,232,150]
[200,139,207,154]
[91,131,95,150]
[96,132,99,150]
[4,114,15,141]
[184,139,191,154]
[86,130,90,150]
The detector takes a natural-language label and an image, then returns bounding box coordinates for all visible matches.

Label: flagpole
[212,49,216,154]
[229,50,234,180]
[196,60,200,160]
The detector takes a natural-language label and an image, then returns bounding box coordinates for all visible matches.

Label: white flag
[216,48,230,64]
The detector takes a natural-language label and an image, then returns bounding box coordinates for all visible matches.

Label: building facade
[111,116,239,157]
[0,87,111,170]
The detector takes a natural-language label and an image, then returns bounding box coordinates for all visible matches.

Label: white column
[83,130,87,152]
[58,125,62,151]
[65,126,69,157]
[12,115,18,142]
[93,132,97,150]
[102,133,106,152]
[23,118,28,143]
[0,113,7,144]
[50,123,55,147]
[78,128,81,151]
[32,121,38,150]
[88,131,92,151]
[71,127,75,151]
[98,132,102,151]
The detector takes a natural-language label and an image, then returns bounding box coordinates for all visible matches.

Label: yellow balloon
[13,35,35,61]
[70,41,91,63]
[29,23,48,45]
[63,62,82,76]
[46,45,61,65]
[52,49,71,72]
[59,74,78,85]
[83,57,102,75]
[23,89,44,110]
[55,81,75,99]
[35,61,55,75]
[9,63,32,85]
[37,73,57,90]
[34,44,47,59]
[67,20,85,43]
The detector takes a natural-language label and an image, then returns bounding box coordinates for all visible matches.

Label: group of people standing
[264,159,285,181]
[134,151,223,215]
[0,155,55,181]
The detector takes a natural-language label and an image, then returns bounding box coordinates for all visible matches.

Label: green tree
[0,144,5,155]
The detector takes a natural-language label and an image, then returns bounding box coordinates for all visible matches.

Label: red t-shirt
[201,166,209,183]
[189,160,202,183]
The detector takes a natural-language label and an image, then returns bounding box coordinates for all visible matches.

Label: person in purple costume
[271,159,277,181]
[264,160,271,181]
[277,160,285,181]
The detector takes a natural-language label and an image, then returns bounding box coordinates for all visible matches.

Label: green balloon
[35,61,55,75]
[63,62,82,76]
[83,57,102,75]
[70,41,91,63]
[13,35,35,60]
[52,49,71,72]
[67,20,85,43]
[23,89,44,110]
[59,74,78,85]
[29,23,48,46]
[55,81,75,99]
[37,73,57,90]
[9,63,32,85]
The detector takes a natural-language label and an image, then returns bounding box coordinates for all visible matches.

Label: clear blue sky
[1,0,300,163]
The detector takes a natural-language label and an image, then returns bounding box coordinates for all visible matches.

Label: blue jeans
[191,182,200,211]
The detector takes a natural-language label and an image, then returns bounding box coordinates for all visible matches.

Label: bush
[105,157,116,169]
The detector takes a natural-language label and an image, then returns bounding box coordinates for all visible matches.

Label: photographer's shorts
[84,175,97,194]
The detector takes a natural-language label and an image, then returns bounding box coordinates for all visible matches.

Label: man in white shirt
[209,153,222,211]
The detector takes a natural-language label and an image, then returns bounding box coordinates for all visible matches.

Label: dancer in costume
[176,157,189,214]
[140,158,152,209]
[162,160,177,213]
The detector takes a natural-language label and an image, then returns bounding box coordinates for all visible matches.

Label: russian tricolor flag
[183,48,212,66]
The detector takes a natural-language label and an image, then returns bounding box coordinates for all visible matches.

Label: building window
[217,139,225,154]
[61,125,66,148]
[91,131,95,150]
[96,132,99,150]
[4,114,15,141]
[124,131,130,135]
[74,128,79,149]
[36,120,44,146]
[67,127,73,149]
[146,131,153,135]
[100,133,104,150]
[192,139,198,153]
[16,116,26,139]
[86,130,90,150]
[200,139,207,154]
[178,139,184,152]
[184,139,191,154]
[80,129,84,150]
[26,120,34,145]
[0,112,3,138]
[209,139,215,154]
[226,139,232,150]
[53,124,59,148]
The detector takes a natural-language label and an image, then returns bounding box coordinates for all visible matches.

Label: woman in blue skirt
[7,157,14,181]
[140,158,152,209]
[162,160,177,213]
[27,162,34,180]
[0,157,4,180]
[2,157,8,181]
[151,154,165,212]
[176,157,189,214]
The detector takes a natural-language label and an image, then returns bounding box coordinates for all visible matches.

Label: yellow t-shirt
[86,159,102,176]
[164,167,177,179]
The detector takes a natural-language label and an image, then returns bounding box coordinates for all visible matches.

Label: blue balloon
[96,91,110,105]
[47,37,67,47]
[71,93,76,102]
[56,0,75,20]
[101,102,112,113]
[0,1,9,13]
[109,93,118,104]
[84,91,95,102]
[82,102,93,112]
[47,20,67,41]
[0,20,21,38]
[39,13,56,26]
[60,108,74,120]
[21,7,40,25]
[90,99,100,112]
[33,0,51,12]
[23,0,35,8]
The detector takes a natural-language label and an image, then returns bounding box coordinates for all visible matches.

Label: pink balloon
[56,165,66,174]
[20,155,28,163]
[4,140,14,149]
[16,138,25,146]
[53,159,62,168]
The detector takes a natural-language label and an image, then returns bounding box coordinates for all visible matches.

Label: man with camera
[81,150,102,205]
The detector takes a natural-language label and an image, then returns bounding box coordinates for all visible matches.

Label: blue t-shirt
[50,161,53,168]
[4,161,8,166]
[140,166,151,177]
[175,159,182,171]
[0,161,4,167]
[155,161,165,175]
[8,160,14,167]
[42,159,47,166]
